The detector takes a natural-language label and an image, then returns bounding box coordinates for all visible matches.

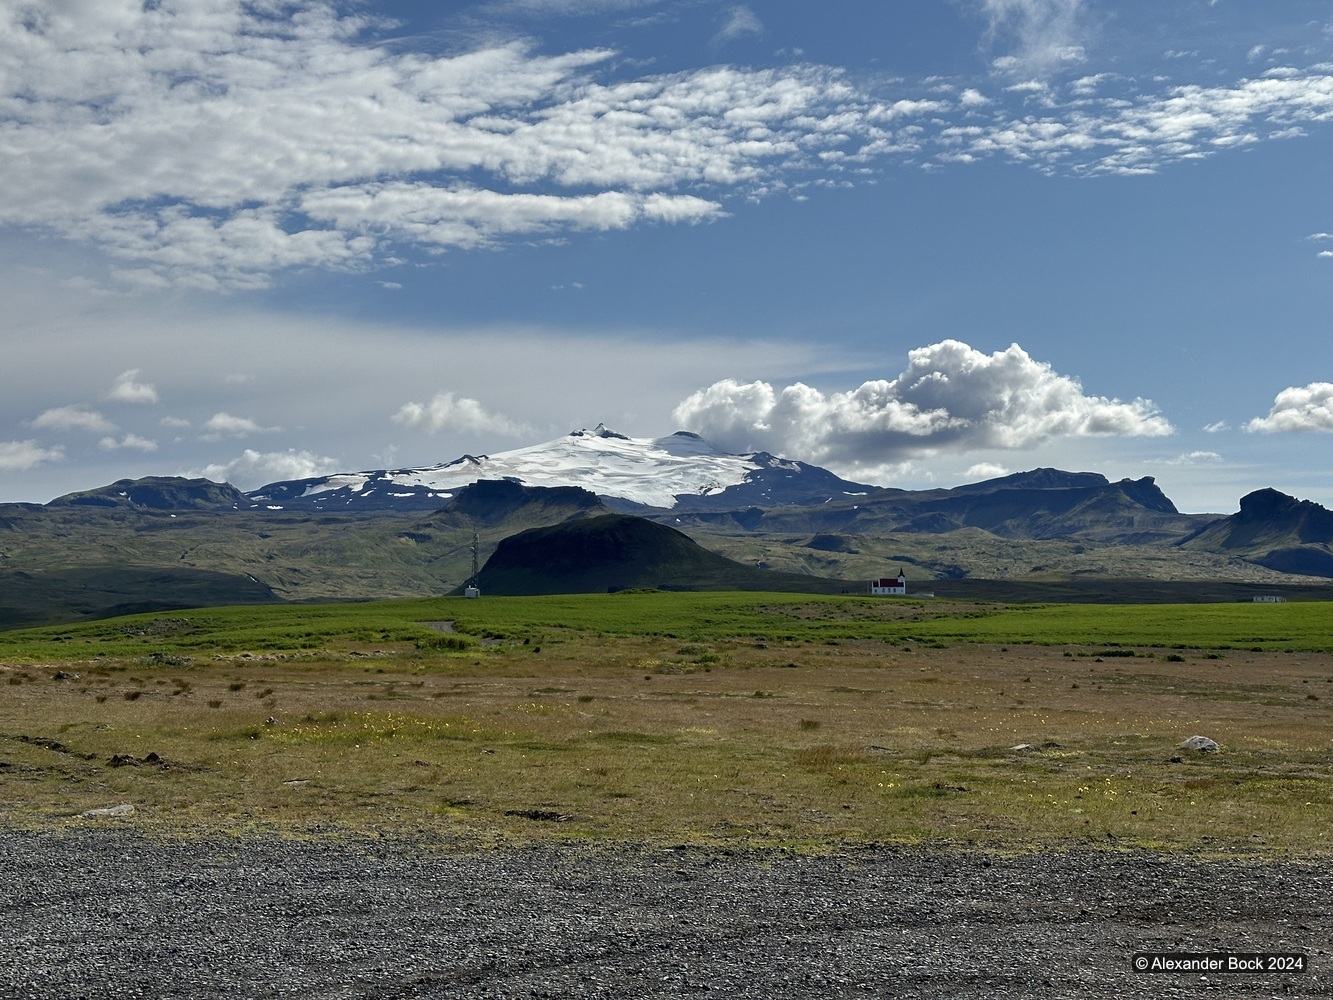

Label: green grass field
[4,591,1333,660]
[1,591,1330,854]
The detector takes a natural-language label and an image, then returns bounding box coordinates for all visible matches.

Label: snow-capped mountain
[245,424,879,512]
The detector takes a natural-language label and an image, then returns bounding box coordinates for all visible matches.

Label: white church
[870,570,907,596]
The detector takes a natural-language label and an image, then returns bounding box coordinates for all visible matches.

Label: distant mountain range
[662,467,1200,544]
[236,424,880,513]
[1179,487,1333,577]
[5,424,1332,627]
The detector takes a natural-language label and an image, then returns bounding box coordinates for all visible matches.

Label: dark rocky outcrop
[467,514,846,596]
[48,477,247,511]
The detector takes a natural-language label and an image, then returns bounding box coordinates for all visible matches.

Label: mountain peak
[241,426,878,512]
[1180,486,1333,574]
[48,476,246,511]
[1236,487,1303,521]
[571,423,630,440]
[956,468,1111,493]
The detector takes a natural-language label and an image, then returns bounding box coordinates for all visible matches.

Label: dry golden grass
[2,635,1330,853]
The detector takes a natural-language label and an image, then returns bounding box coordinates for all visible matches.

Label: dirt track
[1,830,1328,998]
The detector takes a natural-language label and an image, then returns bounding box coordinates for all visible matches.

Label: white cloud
[1246,382,1333,432]
[392,392,531,436]
[106,368,159,404]
[1161,450,1223,465]
[491,0,661,14]
[714,6,763,45]
[1069,73,1112,96]
[1203,420,1229,433]
[979,0,1089,78]
[0,5,859,287]
[31,405,117,435]
[98,433,158,452]
[965,462,1010,479]
[300,185,722,251]
[7,0,1333,286]
[0,263,832,503]
[673,340,1172,470]
[196,449,342,490]
[203,412,281,438]
[0,439,64,472]
[931,70,1333,177]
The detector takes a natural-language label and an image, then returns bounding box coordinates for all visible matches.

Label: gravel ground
[1,830,1328,999]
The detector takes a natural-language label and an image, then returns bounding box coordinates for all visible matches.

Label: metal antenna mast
[465,532,481,598]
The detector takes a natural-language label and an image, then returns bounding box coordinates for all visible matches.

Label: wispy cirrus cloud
[673,340,1171,473]
[714,6,763,46]
[978,0,1090,78]
[931,71,1333,175]
[0,4,843,287]
[7,1,1333,288]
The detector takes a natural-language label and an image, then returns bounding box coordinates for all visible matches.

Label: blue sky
[4,0,1333,512]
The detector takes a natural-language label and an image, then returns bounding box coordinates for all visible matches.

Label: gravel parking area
[1,830,1328,999]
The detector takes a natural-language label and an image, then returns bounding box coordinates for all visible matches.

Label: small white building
[870,570,907,596]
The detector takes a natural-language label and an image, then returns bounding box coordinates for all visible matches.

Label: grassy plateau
[1,591,1330,854]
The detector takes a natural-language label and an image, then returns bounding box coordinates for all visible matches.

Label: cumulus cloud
[965,462,1010,480]
[31,405,117,435]
[106,369,160,404]
[0,439,64,472]
[98,433,158,452]
[672,340,1172,469]
[392,392,531,436]
[1246,382,1333,432]
[196,449,342,490]
[202,412,282,438]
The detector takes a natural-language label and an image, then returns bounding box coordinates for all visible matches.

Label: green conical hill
[471,513,848,595]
